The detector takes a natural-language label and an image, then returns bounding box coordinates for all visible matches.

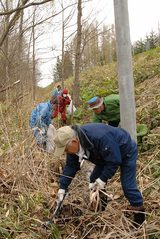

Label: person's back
[80,123,133,164]
[81,123,130,148]
[51,85,62,105]
[29,101,52,128]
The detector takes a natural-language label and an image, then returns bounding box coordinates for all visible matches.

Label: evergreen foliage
[53,52,73,83]
[132,31,160,55]
[53,56,62,82]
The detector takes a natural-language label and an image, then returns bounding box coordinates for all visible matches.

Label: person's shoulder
[52,88,58,96]
[37,101,50,109]
[105,94,119,101]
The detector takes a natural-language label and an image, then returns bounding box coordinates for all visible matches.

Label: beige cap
[54,126,74,157]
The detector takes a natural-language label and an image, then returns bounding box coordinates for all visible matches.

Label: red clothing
[53,95,71,122]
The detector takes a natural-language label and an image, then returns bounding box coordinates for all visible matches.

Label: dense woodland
[0,0,160,238]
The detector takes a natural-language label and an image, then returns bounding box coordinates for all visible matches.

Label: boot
[133,207,145,227]
[125,205,145,227]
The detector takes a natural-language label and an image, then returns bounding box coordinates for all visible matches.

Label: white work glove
[32,127,45,135]
[40,128,46,135]
[56,189,66,203]
[89,178,105,191]
[32,126,39,132]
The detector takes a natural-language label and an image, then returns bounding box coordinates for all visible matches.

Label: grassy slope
[0,48,160,238]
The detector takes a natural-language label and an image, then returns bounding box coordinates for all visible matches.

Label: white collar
[76,144,85,162]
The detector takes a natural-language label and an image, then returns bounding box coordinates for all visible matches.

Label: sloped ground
[0,75,160,238]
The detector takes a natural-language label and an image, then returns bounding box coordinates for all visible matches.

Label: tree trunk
[0,0,29,48]
[73,0,82,107]
[4,0,10,103]
[32,9,36,101]
[17,4,24,105]
[61,0,65,88]
[113,0,137,140]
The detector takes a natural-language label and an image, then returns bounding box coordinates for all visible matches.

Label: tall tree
[53,56,62,82]
[63,50,73,79]
[73,0,82,107]
[114,0,137,140]
[3,0,10,102]
[60,0,65,88]
[17,1,24,103]
[81,22,100,69]
[147,31,158,49]
[58,0,76,87]
[0,0,29,48]
[31,8,36,101]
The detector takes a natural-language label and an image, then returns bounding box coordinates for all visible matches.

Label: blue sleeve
[59,154,80,190]
[99,136,122,182]
[29,109,37,128]
[99,162,119,182]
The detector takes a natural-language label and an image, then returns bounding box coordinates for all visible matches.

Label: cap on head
[54,126,74,157]
[87,96,103,110]
[63,88,68,94]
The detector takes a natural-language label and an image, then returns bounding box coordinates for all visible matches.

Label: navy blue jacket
[60,123,136,190]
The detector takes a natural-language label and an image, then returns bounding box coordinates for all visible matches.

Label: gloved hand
[39,127,46,135]
[56,189,66,203]
[89,178,105,191]
[53,189,67,218]
[32,127,45,136]
[32,126,39,133]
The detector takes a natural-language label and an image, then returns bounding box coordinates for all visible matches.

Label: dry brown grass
[0,78,160,238]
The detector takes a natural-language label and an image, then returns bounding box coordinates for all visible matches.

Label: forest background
[0,0,160,238]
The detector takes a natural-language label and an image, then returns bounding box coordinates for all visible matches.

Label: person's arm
[64,96,71,105]
[99,161,119,182]
[114,95,120,107]
[59,154,81,190]
[29,109,37,128]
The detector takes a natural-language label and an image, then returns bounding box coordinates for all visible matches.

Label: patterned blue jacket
[29,101,52,129]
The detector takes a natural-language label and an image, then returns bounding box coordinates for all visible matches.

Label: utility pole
[113,0,137,141]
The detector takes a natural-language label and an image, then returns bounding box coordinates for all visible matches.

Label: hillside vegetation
[0,48,160,239]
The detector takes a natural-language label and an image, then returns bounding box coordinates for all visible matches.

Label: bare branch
[0,0,29,47]
[0,0,53,16]
[0,80,20,93]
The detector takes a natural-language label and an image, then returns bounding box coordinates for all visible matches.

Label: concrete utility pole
[113,0,137,141]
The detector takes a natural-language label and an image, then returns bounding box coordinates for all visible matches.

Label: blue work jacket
[60,123,137,190]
